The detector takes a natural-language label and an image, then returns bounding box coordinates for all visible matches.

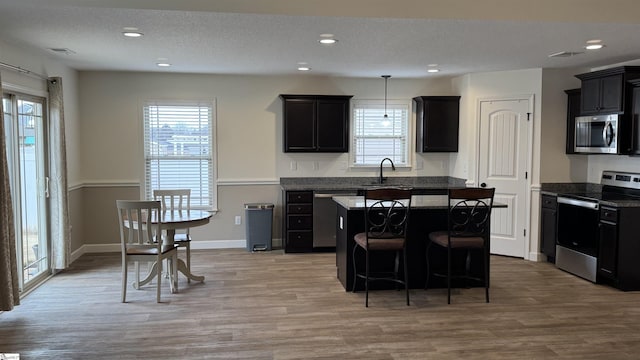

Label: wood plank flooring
[2,249,640,359]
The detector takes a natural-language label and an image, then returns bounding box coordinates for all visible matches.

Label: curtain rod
[0,61,48,80]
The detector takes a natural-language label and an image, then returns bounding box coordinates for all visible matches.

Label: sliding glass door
[2,92,50,292]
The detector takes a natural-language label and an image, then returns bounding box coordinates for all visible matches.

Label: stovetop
[557,171,640,206]
[559,191,640,202]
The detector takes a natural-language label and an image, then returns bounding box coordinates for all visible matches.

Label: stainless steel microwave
[574,114,619,154]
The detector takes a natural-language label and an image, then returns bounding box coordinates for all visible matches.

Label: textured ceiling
[2,0,640,78]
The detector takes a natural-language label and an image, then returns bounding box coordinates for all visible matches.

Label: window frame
[141,99,217,212]
[350,98,412,168]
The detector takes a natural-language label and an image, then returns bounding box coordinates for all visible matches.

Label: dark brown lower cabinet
[598,207,618,280]
[283,190,313,253]
[597,206,640,290]
[540,194,557,262]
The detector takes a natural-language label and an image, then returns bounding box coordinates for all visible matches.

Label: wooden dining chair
[153,189,193,281]
[352,187,412,307]
[116,200,178,303]
[425,187,495,304]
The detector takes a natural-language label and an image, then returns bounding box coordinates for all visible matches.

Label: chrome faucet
[379,157,396,184]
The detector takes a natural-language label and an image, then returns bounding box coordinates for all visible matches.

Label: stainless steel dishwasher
[313,190,357,248]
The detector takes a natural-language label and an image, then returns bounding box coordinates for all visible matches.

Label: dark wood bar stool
[425,187,495,304]
[352,188,412,307]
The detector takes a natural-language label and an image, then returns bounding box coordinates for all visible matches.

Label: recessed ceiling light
[156,62,171,67]
[428,64,439,67]
[319,38,337,45]
[427,69,440,73]
[585,44,604,50]
[318,33,338,45]
[122,27,143,37]
[585,39,604,50]
[297,66,311,71]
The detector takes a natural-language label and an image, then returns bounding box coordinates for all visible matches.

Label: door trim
[475,95,534,260]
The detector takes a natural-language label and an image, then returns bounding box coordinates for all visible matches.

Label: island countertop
[332,194,508,210]
[332,195,449,210]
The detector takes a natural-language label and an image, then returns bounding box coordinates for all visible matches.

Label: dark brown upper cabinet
[414,96,460,152]
[564,88,580,154]
[576,66,640,115]
[627,79,640,155]
[280,95,353,153]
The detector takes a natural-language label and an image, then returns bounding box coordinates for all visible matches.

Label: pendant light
[382,75,391,118]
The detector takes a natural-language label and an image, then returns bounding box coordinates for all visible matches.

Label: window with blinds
[352,99,410,166]
[143,100,215,210]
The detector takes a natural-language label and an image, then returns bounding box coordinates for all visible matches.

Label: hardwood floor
[2,249,640,359]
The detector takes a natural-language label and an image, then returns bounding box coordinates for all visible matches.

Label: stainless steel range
[556,171,640,283]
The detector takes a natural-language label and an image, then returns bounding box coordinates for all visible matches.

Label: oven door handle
[557,197,599,210]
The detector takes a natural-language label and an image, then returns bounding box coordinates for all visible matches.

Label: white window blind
[143,100,215,210]
[352,100,410,166]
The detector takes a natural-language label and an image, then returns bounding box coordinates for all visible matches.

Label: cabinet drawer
[287,214,312,230]
[286,191,313,203]
[287,203,312,214]
[600,207,618,223]
[541,195,557,209]
[286,231,313,252]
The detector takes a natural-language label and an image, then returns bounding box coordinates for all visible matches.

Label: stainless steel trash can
[244,203,274,251]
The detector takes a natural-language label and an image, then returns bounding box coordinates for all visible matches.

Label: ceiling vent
[548,51,584,58]
[48,48,76,55]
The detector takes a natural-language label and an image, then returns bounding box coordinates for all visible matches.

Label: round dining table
[137,209,212,287]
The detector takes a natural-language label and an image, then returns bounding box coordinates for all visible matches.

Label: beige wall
[540,68,588,183]
[78,71,456,183]
[76,71,458,250]
[0,40,83,254]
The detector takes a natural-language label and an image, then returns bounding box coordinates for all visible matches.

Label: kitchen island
[333,194,504,291]
[280,176,466,253]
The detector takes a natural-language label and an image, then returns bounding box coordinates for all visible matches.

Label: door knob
[480,183,487,188]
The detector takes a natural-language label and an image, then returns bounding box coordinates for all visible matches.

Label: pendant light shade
[382,75,391,118]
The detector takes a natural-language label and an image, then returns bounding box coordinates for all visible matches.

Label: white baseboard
[71,238,283,262]
[528,251,547,262]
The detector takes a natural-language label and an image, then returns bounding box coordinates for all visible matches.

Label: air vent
[48,48,76,55]
[548,51,584,58]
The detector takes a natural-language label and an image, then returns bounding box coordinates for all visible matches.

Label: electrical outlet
[313,161,320,170]
[235,215,242,225]
[290,161,297,171]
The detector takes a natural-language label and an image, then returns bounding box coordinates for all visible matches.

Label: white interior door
[478,98,531,258]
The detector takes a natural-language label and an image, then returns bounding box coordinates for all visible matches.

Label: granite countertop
[540,182,640,208]
[332,195,449,210]
[280,176,466,192]
[540,182,601,196]
[333,195,508,210]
